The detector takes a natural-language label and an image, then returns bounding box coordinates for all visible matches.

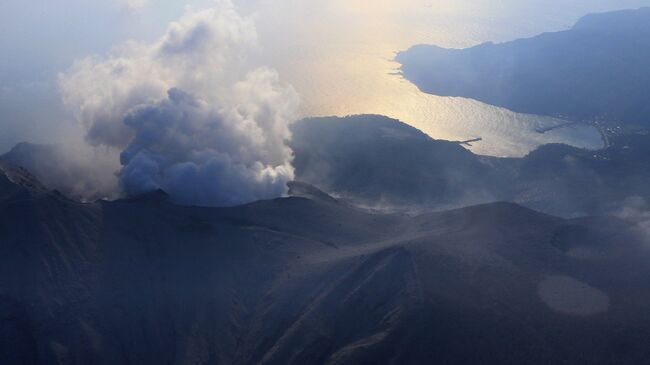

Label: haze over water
[2,0,649,156]
[242,0,650,156]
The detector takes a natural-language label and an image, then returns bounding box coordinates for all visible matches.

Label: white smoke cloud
[0,142,121,202]
[616,196,650,244]
[59,0,299,206]
[120,0,148,14]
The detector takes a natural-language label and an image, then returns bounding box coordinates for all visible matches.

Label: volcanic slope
[1,164,650,364]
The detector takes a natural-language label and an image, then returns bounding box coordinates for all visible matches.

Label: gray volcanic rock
[1,164,650,364]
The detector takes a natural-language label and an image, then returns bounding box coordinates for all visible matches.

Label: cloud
[59,0,299,206]
[120,0,148,14]
[1,142,121,202]
[616,196,650,244]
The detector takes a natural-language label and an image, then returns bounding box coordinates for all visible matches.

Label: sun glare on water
[242,0,648,156]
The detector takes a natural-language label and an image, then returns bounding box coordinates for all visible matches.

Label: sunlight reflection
[241,0,647,156]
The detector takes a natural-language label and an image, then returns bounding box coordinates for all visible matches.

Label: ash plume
[59,0,299,206]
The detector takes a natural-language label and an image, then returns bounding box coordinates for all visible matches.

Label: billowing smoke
[59,1,299,206]
[0,142,121,202]
[120,0,147,14]
[616,196,650,244]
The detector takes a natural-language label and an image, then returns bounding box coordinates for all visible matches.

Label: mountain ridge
[1,162,650,364]
[397,7,650,125]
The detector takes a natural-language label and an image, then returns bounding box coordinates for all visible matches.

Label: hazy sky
[1,0,649,154]
[0,0,219,151]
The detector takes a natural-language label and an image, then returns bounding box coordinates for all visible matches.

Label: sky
[1,0,649,156]
[0,0,213,151]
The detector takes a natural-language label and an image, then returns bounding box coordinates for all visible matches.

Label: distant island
[397,7,650,126]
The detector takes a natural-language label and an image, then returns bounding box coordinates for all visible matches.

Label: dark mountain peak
[574,7,650,33]
[2,141,56,160]
[416,201,561,229]
[460,201,558,221]
[287,181,338,204]
[290,115,500,211]
[0,161,50,200]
